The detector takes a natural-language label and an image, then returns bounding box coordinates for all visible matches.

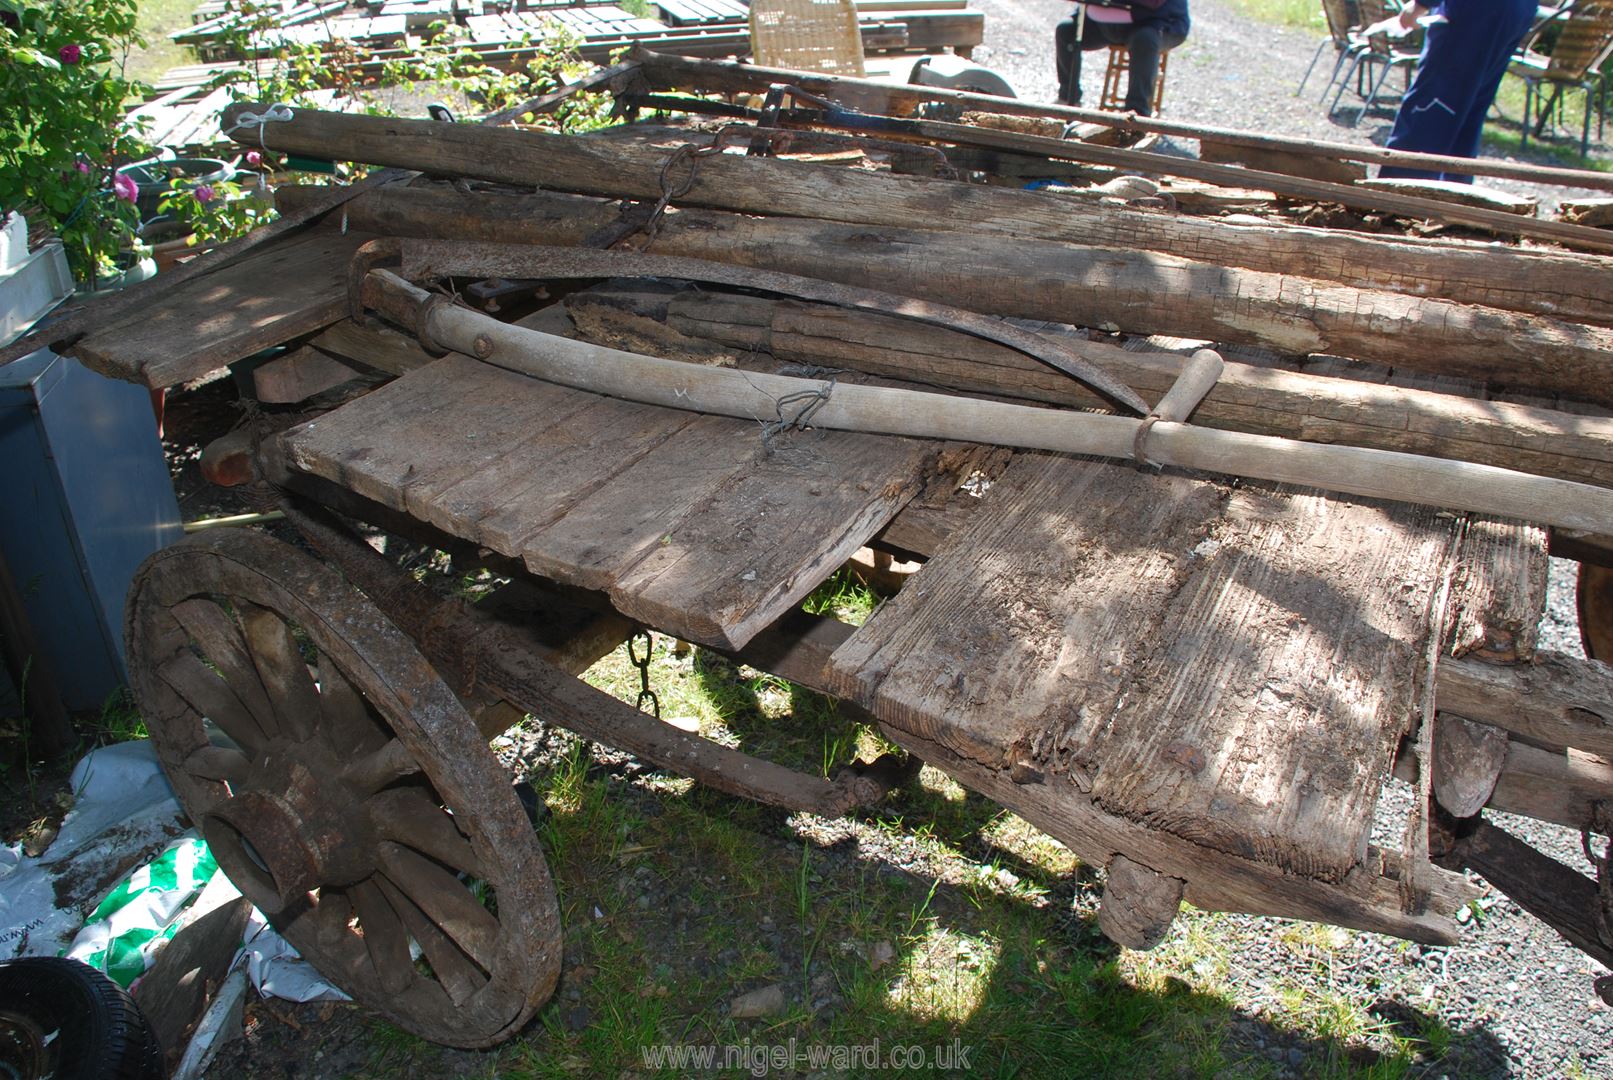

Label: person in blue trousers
[1054,0,1190,117]
[1379,0,1538,182]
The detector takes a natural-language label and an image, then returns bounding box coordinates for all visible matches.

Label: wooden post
[1431,714,1510,818]
[1098,855,1185,950]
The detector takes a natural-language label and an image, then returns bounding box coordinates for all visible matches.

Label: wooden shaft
[770,109,1613,253]
[1150,350,1222,423]
[1447,818,1613,969]
[633,51,1613,193]
[364,268,1613,535]
[1436,652,1613,759]
[565,282,1613,491]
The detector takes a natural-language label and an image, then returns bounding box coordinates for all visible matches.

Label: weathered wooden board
[75,228,374,388]
[829,451,1463,882]
[281,354,937,649]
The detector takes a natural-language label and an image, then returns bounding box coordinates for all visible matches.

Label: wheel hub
[203,740,377,914]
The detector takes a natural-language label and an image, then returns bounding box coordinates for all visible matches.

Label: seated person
[1054,0,1190,116]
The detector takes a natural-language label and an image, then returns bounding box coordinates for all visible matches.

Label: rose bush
[0,0,150,283]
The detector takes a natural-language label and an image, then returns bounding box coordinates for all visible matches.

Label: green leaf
[9,46,60,69]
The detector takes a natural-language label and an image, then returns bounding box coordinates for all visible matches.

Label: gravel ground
[966,0,1613,204]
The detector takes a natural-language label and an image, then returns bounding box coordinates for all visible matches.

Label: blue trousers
[1381,0,1537,182]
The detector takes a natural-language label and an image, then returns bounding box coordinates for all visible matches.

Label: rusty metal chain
[624,124,751,250]
[628,627,660,720]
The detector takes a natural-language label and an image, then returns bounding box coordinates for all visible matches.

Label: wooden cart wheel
[124,530,560,1048]
[1578,562,1613,662]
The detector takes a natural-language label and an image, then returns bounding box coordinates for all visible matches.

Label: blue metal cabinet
[0,349,181,712]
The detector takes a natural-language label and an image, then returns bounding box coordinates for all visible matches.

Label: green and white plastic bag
[65,835,219,987]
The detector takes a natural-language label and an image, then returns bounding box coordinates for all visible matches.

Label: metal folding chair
[1327,0,1423,125]
[1296,0,1362,98]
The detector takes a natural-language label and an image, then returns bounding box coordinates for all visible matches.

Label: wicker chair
[1511,0,1613,156]
[1327,0,1423,125]
[1296,0,1362,98]
[749,0,866,77]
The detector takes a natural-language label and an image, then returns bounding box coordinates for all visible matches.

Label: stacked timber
[27,59,1613,975]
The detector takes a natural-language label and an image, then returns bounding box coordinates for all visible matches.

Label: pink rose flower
[112,172,138,202]
[244,150,262,166]
[75,161,91,175]
[195,184,215,203]
[59,44,81,64]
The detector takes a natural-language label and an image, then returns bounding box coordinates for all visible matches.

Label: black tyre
[0,957,164,1080]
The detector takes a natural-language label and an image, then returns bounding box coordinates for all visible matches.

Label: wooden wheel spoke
[377,841,500,975]
[127,530,561,1048]
[302,888,382,991]
[350,878,415,995]
[170,598,281,740]
[374,872,485,1005]
[182,744,252,784]
[238,601,322,743]
[342,738,422,796]
[158,652,268,757]
[316,653,389,757]
[367,789,486,878]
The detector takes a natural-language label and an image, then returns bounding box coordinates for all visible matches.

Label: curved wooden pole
[362,269,1613,536]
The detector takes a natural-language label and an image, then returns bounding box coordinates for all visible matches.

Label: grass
[1226,0,1325,33]
[354,585,1483,1080]
[129,0,206,88]
[1482,76,1613,171]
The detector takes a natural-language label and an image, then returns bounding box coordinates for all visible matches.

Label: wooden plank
[829,451,1462,881]
[1444,518,1549,663]
[413,389,698,551]
[518,413,765,591]
[306,317,438,375]
[281,354,602,515]
[604,427,934,648]
[74,228,376,388]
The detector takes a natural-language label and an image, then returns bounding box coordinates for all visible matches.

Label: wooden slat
[604,427,932,648]
[829,451,1463,881]
[75,228,376,388]
[519,413,763,591]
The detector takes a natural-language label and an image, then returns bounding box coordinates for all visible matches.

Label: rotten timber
[257,127,1613,332]
[273,184,1613,404]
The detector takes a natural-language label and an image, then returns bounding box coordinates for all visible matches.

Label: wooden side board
[74,228,375,388]
[279,354,939,650]
[829,451,1464,884]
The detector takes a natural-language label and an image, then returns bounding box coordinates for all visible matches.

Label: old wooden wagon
[15,52,1613,1046]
